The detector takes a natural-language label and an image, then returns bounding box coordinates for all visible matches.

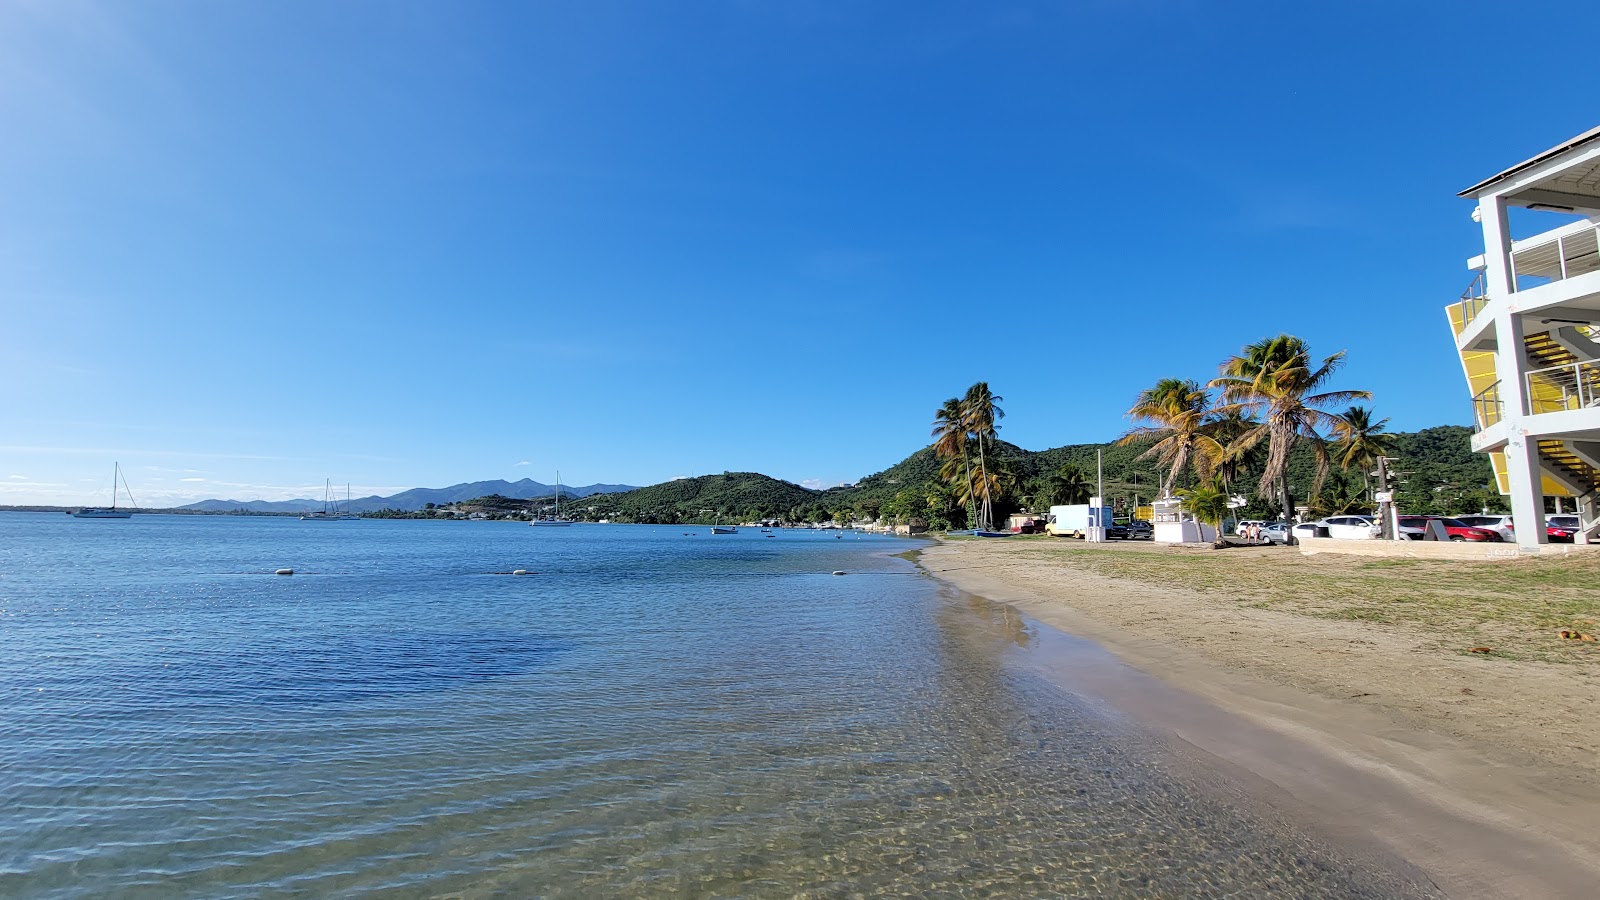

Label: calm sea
[0,513,1430,897]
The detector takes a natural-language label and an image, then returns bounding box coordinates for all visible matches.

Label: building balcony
[1511,219,1600,291]
[1527,359,1600,414]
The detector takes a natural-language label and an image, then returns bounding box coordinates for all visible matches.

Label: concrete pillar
[1503,438,1548,548]
[1478,196,1514,296]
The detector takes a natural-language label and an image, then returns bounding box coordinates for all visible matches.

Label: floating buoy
[832,570,846,576]
[275,568,294,576]
[512,569,528,576]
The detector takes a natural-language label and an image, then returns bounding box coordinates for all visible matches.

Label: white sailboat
[529,471,575,526]
[72,462,138,518]
[300,479,359,521]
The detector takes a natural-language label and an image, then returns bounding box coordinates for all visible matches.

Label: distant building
[1452,126,1600,548]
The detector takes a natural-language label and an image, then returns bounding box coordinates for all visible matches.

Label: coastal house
[1452,125,1600,548]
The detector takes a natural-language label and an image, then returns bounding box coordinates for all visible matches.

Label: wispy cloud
[7,474,25,480]
[179,477,205,482]
[515,460,531,466]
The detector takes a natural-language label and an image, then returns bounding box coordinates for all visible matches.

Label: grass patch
[1000,543,1600,666]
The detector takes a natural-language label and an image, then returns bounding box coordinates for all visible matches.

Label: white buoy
[275,568,294,576]
[832,570,846,576]
[512,569,528,576]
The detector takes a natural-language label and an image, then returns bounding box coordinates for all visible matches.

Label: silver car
[1455,514,1515,541]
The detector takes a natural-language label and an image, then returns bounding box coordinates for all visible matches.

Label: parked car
[1232,519,1267,536]
[1261,522,1290,544]
[1454,514,1515,541]
[1124,520,1153,539]
[1546,515,1578,542]
[1321,515,1382,539]
[1291,522,1322,540]
[1396,516,1501,542]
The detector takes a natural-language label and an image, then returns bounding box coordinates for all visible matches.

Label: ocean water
[0,513,1432,898]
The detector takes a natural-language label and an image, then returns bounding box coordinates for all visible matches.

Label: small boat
[973,530,1013,538]
[711,526,737,534]
[529,470,576,526]
[73,462,137,518]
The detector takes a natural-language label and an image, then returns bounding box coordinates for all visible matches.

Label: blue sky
[1,0,1593,505]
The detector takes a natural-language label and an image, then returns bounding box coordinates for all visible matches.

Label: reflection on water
[0,515,1433,897]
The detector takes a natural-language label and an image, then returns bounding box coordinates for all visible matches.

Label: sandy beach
[919,538,1600,899]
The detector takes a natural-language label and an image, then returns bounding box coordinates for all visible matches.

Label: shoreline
[916,539,1600,899]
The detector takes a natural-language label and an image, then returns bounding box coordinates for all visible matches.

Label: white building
[1453,125,1600,548]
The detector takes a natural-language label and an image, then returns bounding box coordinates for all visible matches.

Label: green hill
[831,424,1497,525]
[553,425,1497,526]
[574,472,818,524]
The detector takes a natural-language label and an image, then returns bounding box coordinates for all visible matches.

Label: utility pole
[1374,456,1396,540]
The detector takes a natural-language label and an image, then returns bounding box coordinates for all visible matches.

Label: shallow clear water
[0,513,1431,897]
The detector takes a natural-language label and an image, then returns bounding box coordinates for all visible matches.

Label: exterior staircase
[1523,330,1600,413]
[1525,332,1600,541]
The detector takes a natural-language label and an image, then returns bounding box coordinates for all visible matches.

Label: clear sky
[1,0,1593,505]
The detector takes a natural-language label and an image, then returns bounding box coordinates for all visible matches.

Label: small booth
[1152,497,1216,544]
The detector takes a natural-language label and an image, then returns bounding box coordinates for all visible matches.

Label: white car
[1296,515,1381,540]
[1455,514,1515,541]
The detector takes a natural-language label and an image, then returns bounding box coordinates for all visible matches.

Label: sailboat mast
[555,470,561,518]
[111,462,119,510]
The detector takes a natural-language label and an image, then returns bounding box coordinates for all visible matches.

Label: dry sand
[918,538,1600,899]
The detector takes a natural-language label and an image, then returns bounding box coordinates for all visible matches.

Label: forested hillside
[548,425,1498,526]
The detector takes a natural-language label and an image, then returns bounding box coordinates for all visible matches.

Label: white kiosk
[1152,497,1216,544]
[1085,495,1110,542]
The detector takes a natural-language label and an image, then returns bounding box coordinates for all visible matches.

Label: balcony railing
[1453,272,1489,334]
[1526,359,1600,415]
[1472,381,1503,431]
[1511,222,1600,292]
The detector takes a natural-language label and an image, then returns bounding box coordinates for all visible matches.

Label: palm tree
[1306,475,1371,518]
[1118,378,1225,497]
[1205,407,1261,492]
[961,382,1005,530]
[1052,463,1093,506]
[931,397,976,527]
[1210,335,1370,527]
[1177,479,1231,549]
[1331,405,1395,498]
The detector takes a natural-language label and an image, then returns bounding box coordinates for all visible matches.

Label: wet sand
[918,539,1600,899]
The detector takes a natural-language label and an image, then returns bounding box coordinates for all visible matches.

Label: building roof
[1458,125,1600,197]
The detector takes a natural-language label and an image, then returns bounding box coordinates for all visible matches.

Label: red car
[1396,516,1502,542]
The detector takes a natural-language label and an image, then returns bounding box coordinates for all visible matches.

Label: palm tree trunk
[976,434,990,530]
[960,442,976,529]
[1280,475,1296,545]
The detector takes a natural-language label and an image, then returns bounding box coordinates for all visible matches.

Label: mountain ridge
[179,479,637,514]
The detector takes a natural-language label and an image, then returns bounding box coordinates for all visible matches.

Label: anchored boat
[72,462,137,518]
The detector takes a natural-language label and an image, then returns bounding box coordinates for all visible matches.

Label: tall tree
[1051,464,1093,506]
[1118,378,1224,496]
[961,382,1005,530]
[1332,405,1396,497]
[1205,407,1261,492]
[1210,335,1369,525]
[930,397,976,527]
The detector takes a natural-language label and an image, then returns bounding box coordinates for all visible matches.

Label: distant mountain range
[179,479,638,514]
